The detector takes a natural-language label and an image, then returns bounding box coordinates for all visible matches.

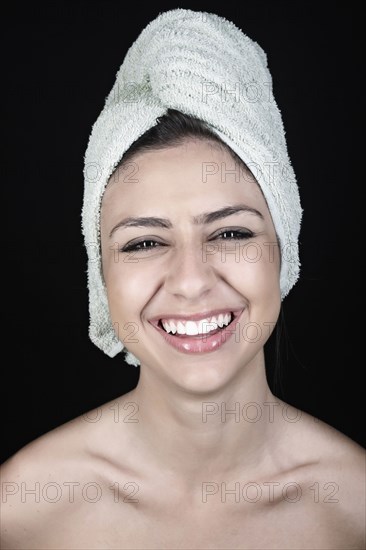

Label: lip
[148,308,245,354]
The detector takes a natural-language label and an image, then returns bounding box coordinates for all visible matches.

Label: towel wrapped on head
[82,8,303,363]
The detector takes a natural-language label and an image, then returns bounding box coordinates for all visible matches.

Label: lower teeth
[176,327,223,337]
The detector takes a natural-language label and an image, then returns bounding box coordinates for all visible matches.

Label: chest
[46,493,349,549]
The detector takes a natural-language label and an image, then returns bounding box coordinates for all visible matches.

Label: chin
[154,346,261,396]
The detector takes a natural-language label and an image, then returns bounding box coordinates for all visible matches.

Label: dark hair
[116,108,249,174]
[116,108,284,397]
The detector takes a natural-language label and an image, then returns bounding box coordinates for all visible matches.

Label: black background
[3,1,364,463]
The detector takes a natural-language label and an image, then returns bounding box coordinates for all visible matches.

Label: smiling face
[100,139,281,393]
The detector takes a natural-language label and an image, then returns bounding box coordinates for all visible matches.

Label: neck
[127,351,281,482]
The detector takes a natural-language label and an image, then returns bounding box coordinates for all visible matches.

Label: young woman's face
[101,139,281,392]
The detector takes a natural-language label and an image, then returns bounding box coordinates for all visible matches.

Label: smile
[160,312,233,335]
[148,308,245,354]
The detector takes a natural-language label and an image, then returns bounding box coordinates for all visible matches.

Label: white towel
[82,8,302,363]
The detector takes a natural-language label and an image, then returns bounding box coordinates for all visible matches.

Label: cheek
[232,243,281,325]
[232,241,280,289]
[106,269,137,315]
[104,268,145,346]
[103,255,154,325]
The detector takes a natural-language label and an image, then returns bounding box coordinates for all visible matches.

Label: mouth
[148,308,245,354]
[157,311,238,338]
[150,309,243,338]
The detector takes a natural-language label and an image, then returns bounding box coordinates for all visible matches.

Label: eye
[211,229,255,241]
[120,229,256,254]
[121,239,167,253]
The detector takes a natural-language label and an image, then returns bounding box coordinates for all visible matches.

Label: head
[82,9,302,387]
[100,110,281,393]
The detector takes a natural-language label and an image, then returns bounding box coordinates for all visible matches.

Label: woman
[1,8,364,549]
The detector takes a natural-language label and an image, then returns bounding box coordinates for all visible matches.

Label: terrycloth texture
[82,8,303,364]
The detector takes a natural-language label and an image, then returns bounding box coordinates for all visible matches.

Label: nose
[163,243,217,300]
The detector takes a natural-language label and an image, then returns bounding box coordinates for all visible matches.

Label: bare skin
[1,140,365,549]
[1,394,365,549]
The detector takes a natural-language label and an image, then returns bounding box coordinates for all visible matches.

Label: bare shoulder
[294,403,365,476]
[0,415,84,548]
[0,393,137,549]
[315,416,365,547]
[278,399,365,547]
[310,413,365,513]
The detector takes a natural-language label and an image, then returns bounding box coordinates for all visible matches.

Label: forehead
[101,139,268,217]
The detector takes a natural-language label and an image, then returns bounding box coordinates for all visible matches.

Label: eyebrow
[108,204,264,238]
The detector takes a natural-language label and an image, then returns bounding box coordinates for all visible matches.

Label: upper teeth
[161,313,233,335]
